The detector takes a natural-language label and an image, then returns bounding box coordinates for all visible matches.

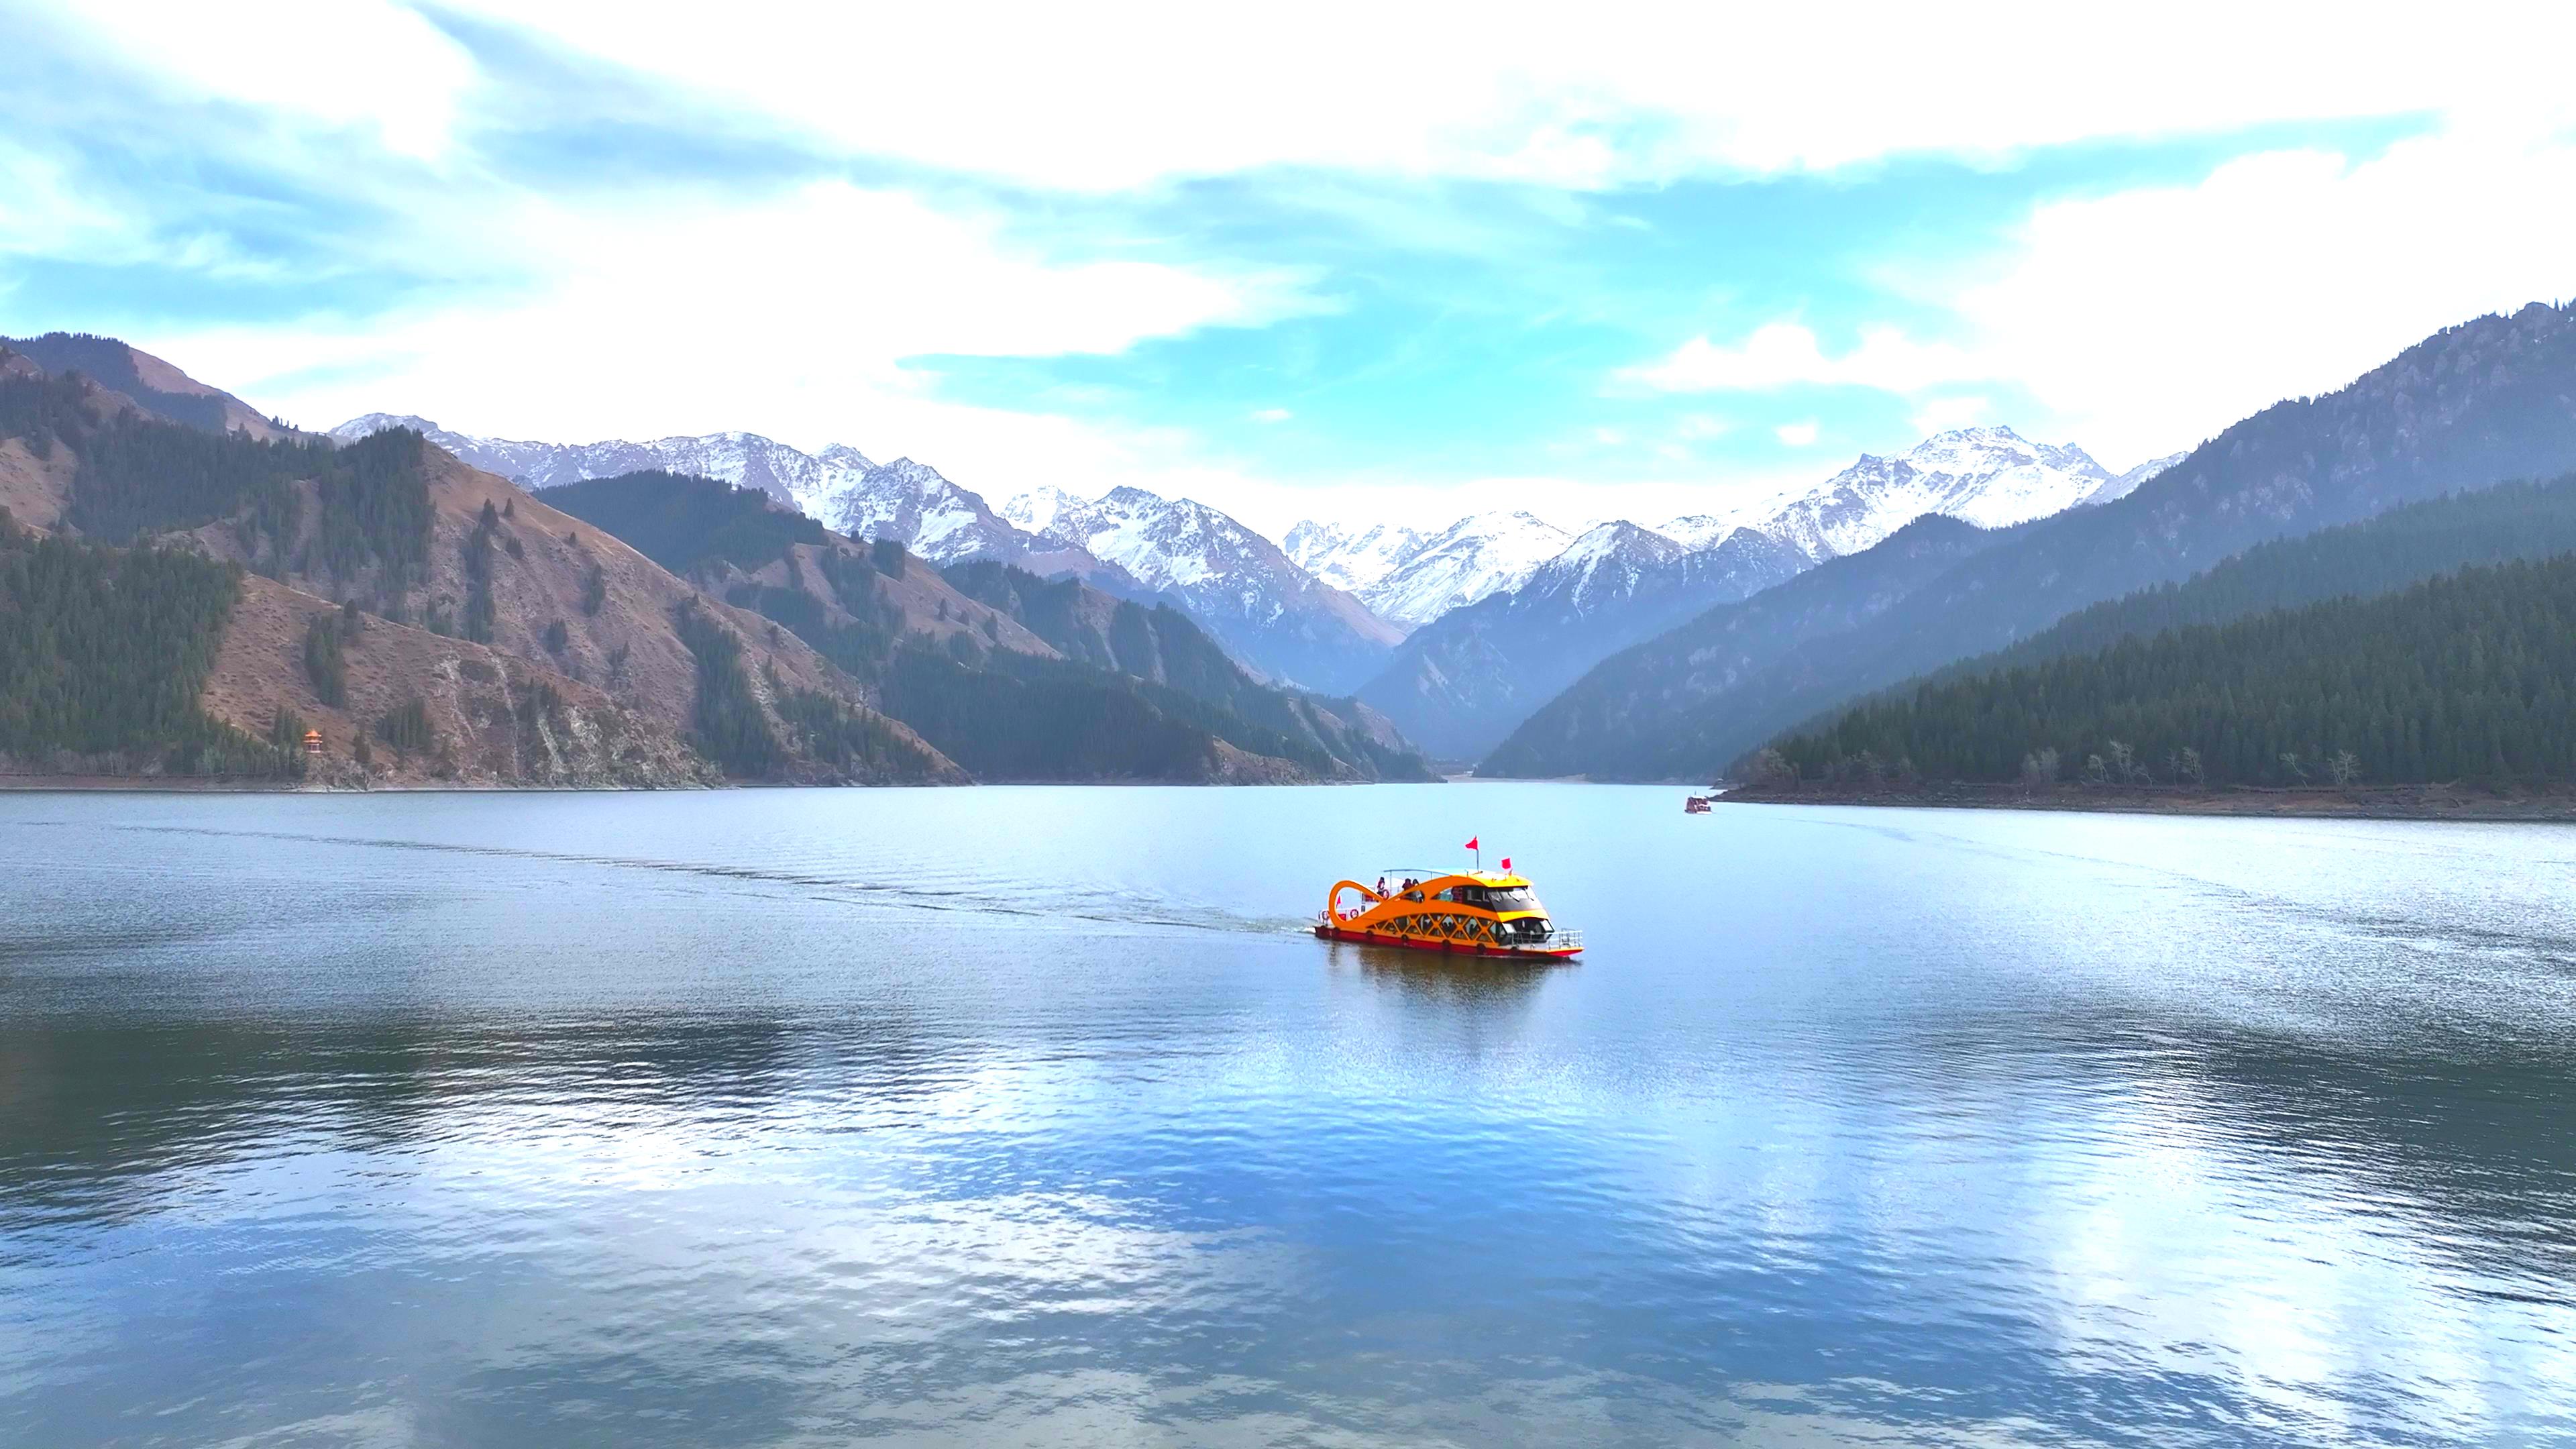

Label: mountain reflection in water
[3,786,2572,1447]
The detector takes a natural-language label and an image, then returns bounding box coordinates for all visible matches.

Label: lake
[3,786,2573,1446]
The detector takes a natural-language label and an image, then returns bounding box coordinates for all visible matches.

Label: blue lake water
[3,785,2573,1446]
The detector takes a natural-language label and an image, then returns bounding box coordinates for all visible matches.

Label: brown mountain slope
[213,443,963,784]
[0,333,297,440]
[0,357,961,786]
[765,539,1062,661]
[0,437,72,533]
[530,473,1437,783]
[205,576,716,787]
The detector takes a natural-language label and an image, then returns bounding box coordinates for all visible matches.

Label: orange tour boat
[1314,842,1582,959]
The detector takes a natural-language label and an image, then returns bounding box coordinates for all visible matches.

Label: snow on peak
[1525,520,1686,608]
[998,485,1093,539]
[328,412,441,442]
[1002,484,1402,653]
[322,415,1032,562]
[1682,425,2120,564]
[1281,511,1573,628]
[1284,519,1427,594]
[1012,486,1268,593]
[2092,450,2187,504]
[1653,514,1752,551]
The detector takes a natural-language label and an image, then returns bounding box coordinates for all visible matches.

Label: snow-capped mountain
[327,415,1038,564]
[1658,426,2121,564]
[2092,450,2187,506]
[1354,523,1805,761]
[1348,425,2129,762]
[1649,514,1742,551]
[1285,511,1572,629]
[1005,485,1402,692]
[814,455,1037,564]
[329,414,850,513]
[1523,521,1687,609]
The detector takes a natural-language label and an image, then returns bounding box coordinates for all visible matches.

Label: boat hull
[1313,923,1582,959]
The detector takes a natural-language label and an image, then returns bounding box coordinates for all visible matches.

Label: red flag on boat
[1500,857,1511,871]
[1463,835,1478,851]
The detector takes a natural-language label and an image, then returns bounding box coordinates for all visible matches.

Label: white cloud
[159,180,1323,444]
[427,2,2576,190]
[38,1,477,160]
[30,1,2576,540]
[1910,395,1990,435]
[32,2,2575,193]
[1620,323,1982,395]
[1621,125,2576,463]
[0,141,133,258]
[1250,407,1292,424]
[1947,131,2576,461]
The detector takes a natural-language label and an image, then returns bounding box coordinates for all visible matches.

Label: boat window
[1485,888,1541,912]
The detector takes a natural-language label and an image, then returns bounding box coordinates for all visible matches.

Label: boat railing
[1321,908,1583,953]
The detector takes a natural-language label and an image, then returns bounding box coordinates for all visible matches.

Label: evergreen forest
[0,515,299,775]
[2,333,236,433]
[1927,472,2576,686]
[0,369,430,598]
[670,599,786,777]
[535,472,825,575]
[1768,551,2576,788]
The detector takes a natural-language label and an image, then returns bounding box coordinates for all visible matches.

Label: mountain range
[532,470,1428,782]
[325,415,1046,565]
[996,484,1401,692]
[1285,512,1572,628]
[1348,425,2164,761]
[1655,426,2152,560]
[2,343,1428,787]
[330,415,1400,692]
[4,351,949,787]
[329,411,2161,739]
[1491,300,2576,781]
[19,295,2568,799]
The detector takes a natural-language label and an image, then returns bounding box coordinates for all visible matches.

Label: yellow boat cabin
[1314,867,1582,959]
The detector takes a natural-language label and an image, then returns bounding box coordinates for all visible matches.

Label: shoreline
[1715,780,2576,822]
[0,773,1413,794]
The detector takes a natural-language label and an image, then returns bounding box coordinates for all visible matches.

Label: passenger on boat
[1375,876,1387,897]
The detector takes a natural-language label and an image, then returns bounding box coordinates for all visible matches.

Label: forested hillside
[1914,472,2576,688]
[1480,517,2010,779]
[0,513,300,777]
[542,472,1432,782]
[533,470,827,575]
[0,355,956,786]
[943,560,1428,781]
[1767,553,2576,788]
[1,331,294,439]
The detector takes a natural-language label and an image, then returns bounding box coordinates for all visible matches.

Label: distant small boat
[1684,795,1711,813]
[1316,865,1582,959]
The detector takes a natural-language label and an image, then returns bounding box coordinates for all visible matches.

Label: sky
[4,3,2575,537]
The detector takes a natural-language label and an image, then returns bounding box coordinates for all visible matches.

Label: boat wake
[92,822,1289,939]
